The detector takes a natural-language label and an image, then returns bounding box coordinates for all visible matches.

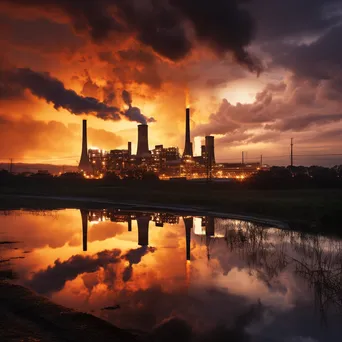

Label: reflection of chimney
[183,108,193,157]
[128,142,132,157]
[137,124,150,157]
[183,217,193,261]
[206,216,215,237]
[128,217,132,232]
[80,209,88,252]
[79,120,91,172]
[137,216,150,246]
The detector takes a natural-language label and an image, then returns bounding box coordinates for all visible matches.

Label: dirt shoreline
[0,281,139,341]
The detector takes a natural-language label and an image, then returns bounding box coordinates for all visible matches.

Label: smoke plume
[4,67,121,120]
[2,67,156,124]
[121,90,156,124]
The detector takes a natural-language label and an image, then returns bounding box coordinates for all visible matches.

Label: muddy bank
[0,281,139,342]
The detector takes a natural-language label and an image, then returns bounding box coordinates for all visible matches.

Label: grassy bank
[1,180,342,236]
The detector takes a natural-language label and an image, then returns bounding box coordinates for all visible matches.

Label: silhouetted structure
[128,142,132,157]
[78,120,92,172]
[183,217,193,261]
[137,216,150,246]
[128,217,132,232]
[80,209,88,252]
[137,124,150,157]
[206,216,215,237]
[183,108,193,157]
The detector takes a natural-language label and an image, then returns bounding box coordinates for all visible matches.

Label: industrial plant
[78,107,263,180]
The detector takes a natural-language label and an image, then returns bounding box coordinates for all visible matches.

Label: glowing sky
[1,0,342,166]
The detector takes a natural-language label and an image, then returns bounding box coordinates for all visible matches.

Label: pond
[0,208,341,341]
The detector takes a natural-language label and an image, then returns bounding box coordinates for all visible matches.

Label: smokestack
[183,108,193,157]
[183,217,193,261]
[78,119,92,172]
[137,216,150,246]
[136,124,150,157]
[128,142,132,157]
[80,209,88,252]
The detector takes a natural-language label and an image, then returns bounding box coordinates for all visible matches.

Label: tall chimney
[128,142,132,157]
[137,124,150,157]
[183,108,193,158]
[78,119,92,172]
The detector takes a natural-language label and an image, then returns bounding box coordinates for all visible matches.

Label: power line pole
[242,151,245,165]
[9,158,13,174]
[290,138,294,167]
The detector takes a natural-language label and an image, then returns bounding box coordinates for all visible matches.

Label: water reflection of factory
[81,209,249,261]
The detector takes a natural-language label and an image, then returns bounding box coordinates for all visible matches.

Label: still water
[0,209,341,341]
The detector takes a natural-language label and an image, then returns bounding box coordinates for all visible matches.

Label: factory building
[78,104,262,180]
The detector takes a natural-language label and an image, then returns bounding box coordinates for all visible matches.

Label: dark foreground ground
[0,281,139,342]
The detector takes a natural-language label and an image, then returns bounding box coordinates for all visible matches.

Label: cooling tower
[78,119,92,172]
[205,136,216,165]
[128,141,132,157]
[136,124,150,157]
[183,108,193,157]
[137,216,150,246]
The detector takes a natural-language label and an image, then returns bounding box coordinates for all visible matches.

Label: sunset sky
[1,0,342,166]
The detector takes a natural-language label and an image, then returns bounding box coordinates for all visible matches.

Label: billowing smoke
[4,67,121,120]
[4,0,261,73]
[2,67,155,124]
[121,90,156,124]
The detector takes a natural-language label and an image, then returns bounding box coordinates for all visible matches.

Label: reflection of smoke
[122,246,156,282]
[150,301,264,342]
[121,90,156,124]
[27,246,156,294]
[28,249,121,294]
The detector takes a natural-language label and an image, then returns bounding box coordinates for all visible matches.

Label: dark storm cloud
[3,0,260,72]
[248,0,340,41]
[0,15,84,54]
[276,25,342,80]
[28,249,122,294]
[266,113,342,132]
[170,0,261,72]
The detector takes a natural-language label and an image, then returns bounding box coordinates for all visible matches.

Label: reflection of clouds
[0,210,80,249]
[3,209,342,341]
[88,221,126,243]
